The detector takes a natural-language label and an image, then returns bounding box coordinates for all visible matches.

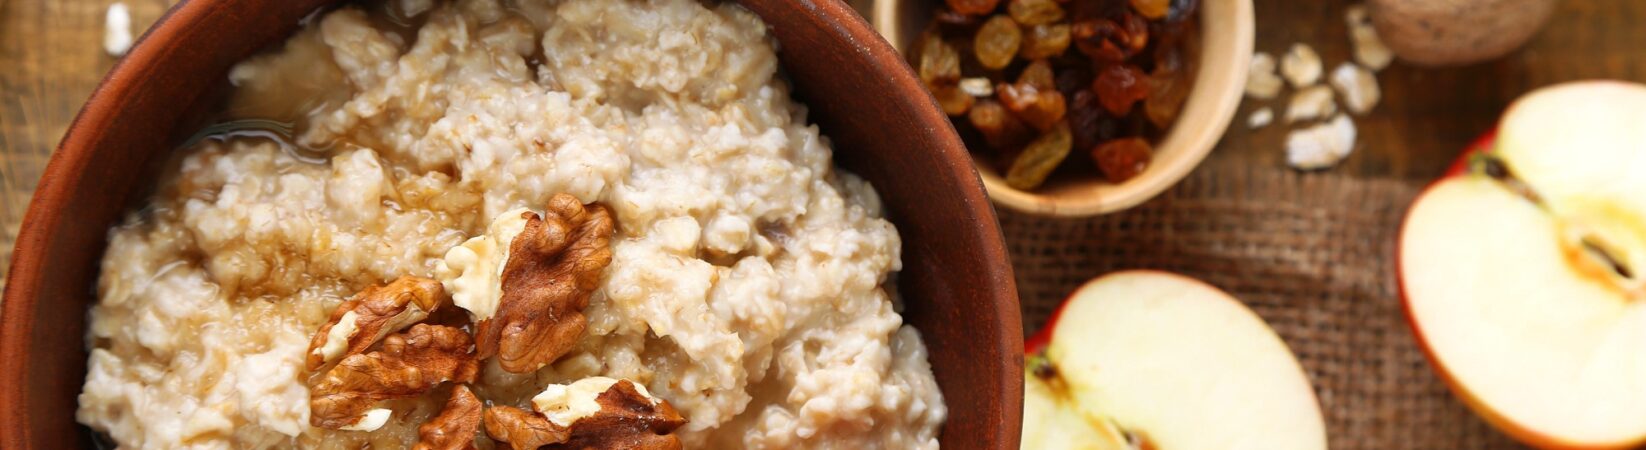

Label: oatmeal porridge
[75,0,948,448]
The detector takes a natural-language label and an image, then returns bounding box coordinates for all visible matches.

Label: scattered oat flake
[1286,85,1336,123]
[1350,28,1393,71]
[1346,5,1394,71]
[1248,107,1274,129]
[1281,43,1322,88]
[104,2,133,57]
[959,77,994,97]
[1345,5,1370,25]
[1287,114,1357,170]
[1331,63,1381,115]
[1345,6,1393,70]
[1245,52,1284,100]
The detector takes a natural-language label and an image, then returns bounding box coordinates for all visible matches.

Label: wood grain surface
[0,0,176,288]
[1218,1,1646,180]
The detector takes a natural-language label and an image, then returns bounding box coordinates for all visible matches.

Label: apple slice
[1400,81,1646,449]
[1024,270,1328,450]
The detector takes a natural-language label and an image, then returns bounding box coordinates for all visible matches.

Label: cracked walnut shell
[309,324,479,430]
[306,276,447,370]
[474,194,615,374]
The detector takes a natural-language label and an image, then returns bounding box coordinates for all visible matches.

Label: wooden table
[1221,0,1646,181]
[0,0,178,287]
[5,0,1645,284]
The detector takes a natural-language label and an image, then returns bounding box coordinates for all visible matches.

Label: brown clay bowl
[0,1,1023,448]
[874,0,1255,216]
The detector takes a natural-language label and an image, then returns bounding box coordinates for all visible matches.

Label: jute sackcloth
[998,166,1528,449]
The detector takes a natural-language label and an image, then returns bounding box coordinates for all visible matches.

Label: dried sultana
[1005,122,1072,190]
[974,15,1023,70]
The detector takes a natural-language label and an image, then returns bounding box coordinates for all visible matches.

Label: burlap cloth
[999,166,1528,449]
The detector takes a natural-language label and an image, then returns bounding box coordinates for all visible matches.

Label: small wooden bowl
[0,1,1022,448]
[873,0,1254,216]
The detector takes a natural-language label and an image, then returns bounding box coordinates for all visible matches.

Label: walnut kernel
[413,385,483,450]
[485,378,686,450]
[309,324,479,430]
[306,276,447,370]
[474,194,616,373]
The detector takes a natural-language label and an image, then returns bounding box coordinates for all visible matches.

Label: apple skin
[1397,132,1646,450]
[1442,129,1497,178]
[1024,298,1067,355]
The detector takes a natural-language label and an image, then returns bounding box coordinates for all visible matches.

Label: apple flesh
[1023,271,1328,450]
[1400,81,1646,449]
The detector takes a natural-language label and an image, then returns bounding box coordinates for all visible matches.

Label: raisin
[1092,64,1149,116]
[1071,13,1148,64]
[1120,106,1150,137]
[1141,17,1196,128]
[998,61,1067,131]
[1066,0,1129,22]
[932,83,976,116]
[974,15,1023,70]
[1007,0,1066,26]
[1006,122,1073,190]
[1019,59,1056,90]
[1149,15,1195,60]
[1150,29,1185,73]
[997,84,1066,132]
[917,32,962,85]
[970,100,1034,150]
[1091,137,1152,183]
[1019,23,1072,60]
[946,0,1001,16]
[1130,0,1171,19]
[1054,65,1093,98]
[1144,55,1193,128]
[934,8,983,28]
[1067,89,1122,153]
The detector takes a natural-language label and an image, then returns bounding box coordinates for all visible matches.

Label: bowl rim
[0,0,1024,447]
[0,0,207,446]
[872,0,1256,217]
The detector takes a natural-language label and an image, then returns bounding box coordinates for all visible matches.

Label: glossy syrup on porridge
[76,0,947,448]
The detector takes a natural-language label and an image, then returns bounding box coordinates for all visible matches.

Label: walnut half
[306,276,447,370]
[310,324,479,430]
[484,379,685,450]
[475,194,615,373]
[554,380,687,450]
[483,405,569,450]
[414,385,483,450]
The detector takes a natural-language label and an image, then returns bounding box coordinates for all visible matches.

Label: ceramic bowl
[874,0,1254,216]
[0,1,1023,447]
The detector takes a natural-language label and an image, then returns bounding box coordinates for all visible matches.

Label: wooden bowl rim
[872,0,1256,217]
[0,0,1024,447]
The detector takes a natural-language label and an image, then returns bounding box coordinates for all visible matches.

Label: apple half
[1022,270,1328,450]
[1399,81,1646,449]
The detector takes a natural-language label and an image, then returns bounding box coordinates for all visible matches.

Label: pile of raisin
[914,0,1199,190]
